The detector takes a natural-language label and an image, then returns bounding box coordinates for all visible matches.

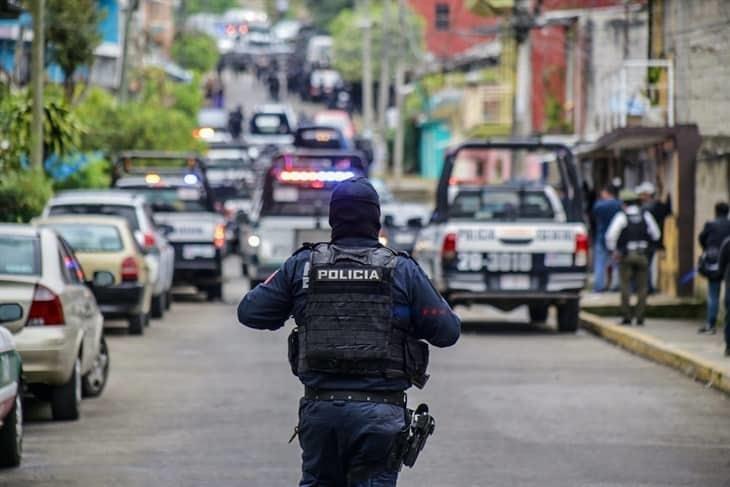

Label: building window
[435,3,450,31]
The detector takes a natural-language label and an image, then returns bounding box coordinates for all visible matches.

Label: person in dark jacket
[592,185,622,292]
[698,202,730,334]
[716,235,730,355]
[237,177,461,486]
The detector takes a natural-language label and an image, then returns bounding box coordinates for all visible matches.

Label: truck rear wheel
[528,304,549,323]
[557,299,580,333]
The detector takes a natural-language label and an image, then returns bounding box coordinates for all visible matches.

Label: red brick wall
[407,0,500,59]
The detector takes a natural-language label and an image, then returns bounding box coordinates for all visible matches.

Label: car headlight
[247,235,261,248]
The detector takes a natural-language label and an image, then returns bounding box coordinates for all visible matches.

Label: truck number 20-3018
[456,252,532,272]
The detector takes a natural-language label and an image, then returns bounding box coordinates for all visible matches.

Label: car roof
[0,223,39,237]
[253,104,290,114]
[36,214,131,229]
[50,190,145,205]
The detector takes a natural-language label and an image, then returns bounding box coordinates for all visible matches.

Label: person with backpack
[698,202,730,334]
[605,189,661,325]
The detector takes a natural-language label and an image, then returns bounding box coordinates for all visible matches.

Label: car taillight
[213,224,226,249]
[442,232,457,262]
[143,232,156,249]
[121,257,139,282]
[575,232,589,267]
[26,284,65,326]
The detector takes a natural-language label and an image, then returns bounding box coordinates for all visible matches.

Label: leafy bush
[172,31,219,74]
[75,80,203,157]
[0,168,54,223]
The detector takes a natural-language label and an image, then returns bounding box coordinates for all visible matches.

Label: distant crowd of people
[587,180,730,355]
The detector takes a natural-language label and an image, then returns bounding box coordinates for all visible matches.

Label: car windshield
[0,235,40,276]
[450,189,556,221]
[250,113,290,135]
[49,204,140,230]
[48,224,124,253]
[125,187,209,213]
[262,185,333,217]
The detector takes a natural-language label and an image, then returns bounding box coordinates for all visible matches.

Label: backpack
[698,246,722,280]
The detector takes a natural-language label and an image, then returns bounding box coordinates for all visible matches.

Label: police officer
[605,189,661,325]
[237,177,460,486]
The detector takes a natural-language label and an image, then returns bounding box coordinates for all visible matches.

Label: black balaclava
[329,177,381,242]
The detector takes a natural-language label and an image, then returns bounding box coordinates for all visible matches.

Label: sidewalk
[580,311,730,395]
[581,290,705,319]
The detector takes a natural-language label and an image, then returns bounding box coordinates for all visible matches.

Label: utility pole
[376,0,391,137]
[511,0,532,138]
[360,0,374,133]
[30,0,44,170]
[392,0,406,186]
[119,0,138,103]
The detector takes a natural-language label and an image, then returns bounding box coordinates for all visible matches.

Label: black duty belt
[304,387,407,407]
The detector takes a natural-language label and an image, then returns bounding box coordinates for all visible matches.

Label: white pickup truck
[412,140,588,332]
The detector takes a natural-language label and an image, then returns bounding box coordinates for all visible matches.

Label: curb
[579,311,730,396]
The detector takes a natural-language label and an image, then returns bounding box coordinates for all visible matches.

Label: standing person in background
[698,202,730,334]
[605,189,661,325]
[715,233,730,355]
[638,182,671,293]
[592,185,622,292]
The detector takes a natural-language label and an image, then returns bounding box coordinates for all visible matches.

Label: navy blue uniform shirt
[238,236,461,391]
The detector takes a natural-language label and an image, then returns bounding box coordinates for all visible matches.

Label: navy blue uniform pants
[298,399,406,486]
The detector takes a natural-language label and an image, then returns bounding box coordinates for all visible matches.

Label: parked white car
[0,225,110,421]
[42,191,175,318]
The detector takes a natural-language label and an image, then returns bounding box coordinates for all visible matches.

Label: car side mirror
[406,217,423,229]
[237,212,250,225]
[383,215,395,227]
[91,271,115,288]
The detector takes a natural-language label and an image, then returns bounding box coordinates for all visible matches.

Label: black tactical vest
[617,209,651,255]
[289,243,429,388]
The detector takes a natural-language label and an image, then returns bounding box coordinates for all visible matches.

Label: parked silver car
[0,225,110,421]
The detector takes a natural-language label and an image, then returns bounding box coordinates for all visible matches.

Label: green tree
[305,0,354,31]
[329,1,425,82]
[45,0,104,102]
[182,0,238,15]
[0,169,54,222]
[172,31,219,73]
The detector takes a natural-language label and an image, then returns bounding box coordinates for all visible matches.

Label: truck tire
[557,299,580,333]
[128,313,147,335]
[51,358,81,421]
[206,283,223,302]
[528,304,549,323]
[150,293,165,319]
[0,388,22,467]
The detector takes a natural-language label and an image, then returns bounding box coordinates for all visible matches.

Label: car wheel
[165,290,173,309]
[128,313,147,335]
[151,293,165,319]
[206,283,223,302]
[557,299,580,333]
[528,304,549,323]
[0,387,22,467]
[82,337,109,398]
[51,358,81,421]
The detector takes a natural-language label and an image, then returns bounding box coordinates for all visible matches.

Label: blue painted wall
[419,121,451,180]
[98,0,119,44]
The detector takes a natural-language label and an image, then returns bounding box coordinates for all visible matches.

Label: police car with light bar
[112,151,228,301]
[240,149,368,287]
[411,141,588,332]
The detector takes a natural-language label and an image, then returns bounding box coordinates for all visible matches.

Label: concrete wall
[662,0,730,294]
[581,4,649,141]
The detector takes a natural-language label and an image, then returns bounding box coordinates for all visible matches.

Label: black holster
[387,403,435,471]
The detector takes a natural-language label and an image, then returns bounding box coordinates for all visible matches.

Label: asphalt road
[4,256,730,486]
